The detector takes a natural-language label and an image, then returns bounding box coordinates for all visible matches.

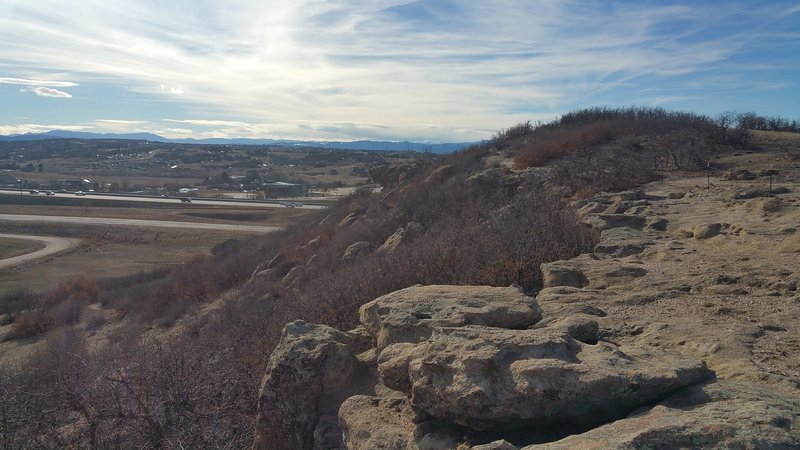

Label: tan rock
[378,325,710,431]
[359,285,542,350]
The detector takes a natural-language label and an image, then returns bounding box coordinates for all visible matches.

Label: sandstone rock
[249,253,284,280]
[582,214,646,231]
[529,381,800,450]
[342,241,372,263]
[594,227,654,257]
[360,285,541,350]
[646,217,668,231]
[541,263,588,288]
[339,212,361,227]
[575,202,606,219]
[693,223,722,239]
[253,321,370,450]
[339,395,463,450]
[378,222,425,254]
[378,325,710,431]
[282,265,303,285]
[339,395,415,450]
[305,254,320,272]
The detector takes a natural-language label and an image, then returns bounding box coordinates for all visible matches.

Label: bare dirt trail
[0,234,81,270]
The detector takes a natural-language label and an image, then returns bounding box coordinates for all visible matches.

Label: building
[263,181,308,198]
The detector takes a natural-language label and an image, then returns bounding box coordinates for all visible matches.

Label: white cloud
[0,1,797,140]
[0,124,92,135]
[163,119,251,127]
[96,119,146,124]
[24,86,73,98]
[164,127,192,134]
[0,77,78,87]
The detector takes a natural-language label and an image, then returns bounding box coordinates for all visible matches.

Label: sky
[1,0,798,142]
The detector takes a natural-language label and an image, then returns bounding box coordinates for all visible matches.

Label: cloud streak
[0,77,78,87]
[24,86,73,98]
[0,1,798,140]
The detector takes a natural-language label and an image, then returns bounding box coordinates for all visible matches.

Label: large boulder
[377,324,710,431]
[338,395,463,450]
[252,321,370,450]
[359,285,542,350]
[530,381,800,449]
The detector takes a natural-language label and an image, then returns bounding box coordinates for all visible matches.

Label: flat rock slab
[527,381,800,450]
[360,285,542,350]
[378,324,710,431]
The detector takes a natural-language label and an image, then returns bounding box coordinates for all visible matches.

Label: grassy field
[0,237,45,260]
[0,221,267,296]
[0,195,317,296]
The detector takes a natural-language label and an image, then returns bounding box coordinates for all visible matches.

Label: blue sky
[1,0,798,142]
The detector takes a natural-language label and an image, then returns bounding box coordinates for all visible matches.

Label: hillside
[1,107,799,448]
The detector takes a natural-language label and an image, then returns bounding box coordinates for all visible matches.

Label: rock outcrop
[253,283,713,449]
[377,325,709,431]
[359,285,542,350]
[252,321,371,450]
[254,166,800,448]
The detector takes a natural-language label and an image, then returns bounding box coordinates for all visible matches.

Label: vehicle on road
[75,191,86,196]
[45,191,55,195]
[29,190,39,195]
[180,197,192,203]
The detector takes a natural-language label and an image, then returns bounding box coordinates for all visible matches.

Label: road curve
[0,214,281,233]
[0,234,81,270]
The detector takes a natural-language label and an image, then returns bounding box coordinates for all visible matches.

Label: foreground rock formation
[254,149,800,448]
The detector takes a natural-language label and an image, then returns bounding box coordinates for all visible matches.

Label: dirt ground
[555,132,800,391]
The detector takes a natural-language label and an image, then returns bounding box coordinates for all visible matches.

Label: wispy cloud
[0,77,78,87]
[24,86,73,98]
[1,1,798,140]
[163,119,251,127]
[96,119,146,124]
[0,123,92,135]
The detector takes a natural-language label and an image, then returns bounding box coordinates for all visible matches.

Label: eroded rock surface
[359,285,542,350]
[252,321,371,450]
[377,325,710,431]
[528,381,800,450]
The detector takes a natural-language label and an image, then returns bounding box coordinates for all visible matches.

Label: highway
[0,189,328,210]
[0,234,81,270]
[0,214,281,233]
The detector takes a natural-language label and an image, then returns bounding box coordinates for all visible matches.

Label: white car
[75,191,86,196]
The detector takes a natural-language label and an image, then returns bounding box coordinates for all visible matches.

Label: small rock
[693,223,722,239]
[342,241,372,263]
[541,264,589,288]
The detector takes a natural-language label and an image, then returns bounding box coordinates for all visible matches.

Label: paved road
[0,189,328,210]
[0,214,281,233]
[0,233,81,270]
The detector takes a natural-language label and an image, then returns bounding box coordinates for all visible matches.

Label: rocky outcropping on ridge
[253,157,800,448]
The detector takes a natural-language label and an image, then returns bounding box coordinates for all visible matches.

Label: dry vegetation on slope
[0,107,797,448]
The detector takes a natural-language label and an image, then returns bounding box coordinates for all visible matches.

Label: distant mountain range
[0,130,475,153]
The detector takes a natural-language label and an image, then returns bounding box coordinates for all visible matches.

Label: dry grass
[0,237,45,260]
